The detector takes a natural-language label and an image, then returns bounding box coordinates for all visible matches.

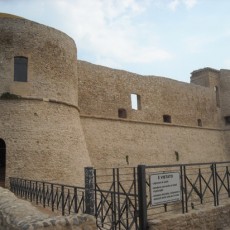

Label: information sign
[150,172,181,206]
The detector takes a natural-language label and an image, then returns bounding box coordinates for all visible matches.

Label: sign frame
[149,171,181,206]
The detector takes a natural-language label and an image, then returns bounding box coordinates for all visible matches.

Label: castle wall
[78,61,221,128]
[220,69,230,117]
[81,117,228,168]
[0,100,90,185]
[78,61,228,167]
[0,16,78,105]
[0,15,91,186]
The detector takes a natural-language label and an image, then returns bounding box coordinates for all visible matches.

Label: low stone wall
[0,187,97,230]
[149,203,230,230]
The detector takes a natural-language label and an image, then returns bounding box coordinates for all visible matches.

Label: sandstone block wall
[81,117,228,168]
[149,202,230,230]
[0,187,97,230]
[0,99,91,186]
[0,15,78,105]
[220,69,230,118]
[0,14,92,187]
[78,61,221,128]
[78,61,229,168]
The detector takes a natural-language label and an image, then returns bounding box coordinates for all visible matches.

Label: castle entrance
[0,139,6,187]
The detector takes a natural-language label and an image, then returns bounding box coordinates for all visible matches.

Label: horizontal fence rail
[9,178,86,215]
[139,161,230,229]
[94,167,139,230]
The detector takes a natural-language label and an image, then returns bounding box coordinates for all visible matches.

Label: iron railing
[8,161,230,230]
[138,161,230,229]
[94,167,139,230]
[9,178,86,215]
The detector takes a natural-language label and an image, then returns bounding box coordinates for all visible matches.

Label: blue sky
[1,0,230,82]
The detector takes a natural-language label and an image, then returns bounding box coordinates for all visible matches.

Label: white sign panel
[150,172,181,206]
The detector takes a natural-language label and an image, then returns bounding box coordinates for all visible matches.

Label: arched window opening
[118,108,127,118]
[0,139,6,188]
[214,86,220,108]
[163,115,171,123]
[197,119,202,127]
[14,56,28,82]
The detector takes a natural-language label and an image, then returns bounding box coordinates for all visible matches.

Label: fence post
[137,165,148,230]
[85,167,95,215]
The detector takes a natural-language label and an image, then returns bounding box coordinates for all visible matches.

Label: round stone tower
[0,13,91,186]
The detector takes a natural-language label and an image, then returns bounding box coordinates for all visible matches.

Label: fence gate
[91,167,140,230]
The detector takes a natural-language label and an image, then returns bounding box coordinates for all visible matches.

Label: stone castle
[0,13,230,187]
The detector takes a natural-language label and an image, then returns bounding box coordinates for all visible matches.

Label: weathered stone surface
[148,201,230,230]
[0,187,97,230]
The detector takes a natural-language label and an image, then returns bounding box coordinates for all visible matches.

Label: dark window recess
[214,86,220,108]
[163,115,171,123]
[225,116,230,125]
[197,119,202,127]
[118,108,127,118]
[14,56,28,82]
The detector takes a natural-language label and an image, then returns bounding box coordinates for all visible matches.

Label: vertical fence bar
[133,167,139,229]
[215,163,219,206]
[227,166,230,197]
[116,168,120,229]
[137,165,148,230]
[74,187,78,213]
[36,181,38,205]
[85,167,95,215]
[183,165,188,213]
[43,182,45,208]
[51,184,54,212]
[30,180,32,202]
[94,169,98,218]
[211,163,217,206]
[61,185,65,215]
[180,165,185,213]
[199,168,203,204]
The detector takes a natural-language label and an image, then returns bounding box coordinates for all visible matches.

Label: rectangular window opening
[14,56,28,82]
[131,93,141,110]
[163,115,171,123]
[225,116,230,125]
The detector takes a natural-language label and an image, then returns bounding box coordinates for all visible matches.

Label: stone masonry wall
[0,187,97,230]
[0,14,92,187]
[78,61,221,128]
[0,99,91,186]
[0,16,78,105]
[81,117,228,168]
[78,61,228,168]
[149,202,230,230]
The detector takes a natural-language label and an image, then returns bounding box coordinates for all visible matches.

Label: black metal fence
[8,161,230,230]
[94,167,139,229]
[138,161,230,229]
[9,178,86,215]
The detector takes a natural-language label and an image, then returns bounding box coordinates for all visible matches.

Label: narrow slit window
[197,119,202,127]
[118,108,127,118]
[214,86,220,107]
[163,115,171,123]
[14,56,28,82]
[131,94,141,110]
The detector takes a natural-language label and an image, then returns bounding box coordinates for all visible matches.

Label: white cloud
[184,0,197,9]
[168,0,180,11]
[168,0,197,11]
[53,0,172,66]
